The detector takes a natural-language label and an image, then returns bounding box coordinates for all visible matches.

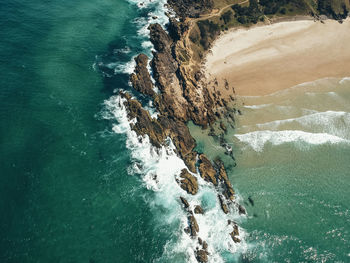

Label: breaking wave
[235,130,349,152]
[103,95,247,262]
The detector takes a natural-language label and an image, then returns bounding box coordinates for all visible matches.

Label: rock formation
[179,169,198,195]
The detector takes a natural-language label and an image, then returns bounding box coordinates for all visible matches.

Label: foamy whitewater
[100,1,247,262]
[235,77,350,153]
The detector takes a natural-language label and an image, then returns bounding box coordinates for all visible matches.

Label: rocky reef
[121,1,245,262]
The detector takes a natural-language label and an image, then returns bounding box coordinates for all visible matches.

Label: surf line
[106,0,249,262]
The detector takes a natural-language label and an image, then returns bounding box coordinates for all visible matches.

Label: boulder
[198,154,217,186]
[194,205,204,214]
[238,204,246,215]
[180,169,198,195]
[196,249,209,263]
[189,215,199,237]
[180,197,190,209]
[218,195,229,214]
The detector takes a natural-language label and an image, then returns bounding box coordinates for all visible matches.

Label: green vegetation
[197,20,221,50]
[232,0,262,24]
[318,0,349,19]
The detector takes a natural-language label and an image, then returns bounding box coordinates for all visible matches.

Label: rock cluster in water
[123,1,246,261]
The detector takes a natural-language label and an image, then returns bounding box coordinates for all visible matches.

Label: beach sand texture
[205,18,350,96]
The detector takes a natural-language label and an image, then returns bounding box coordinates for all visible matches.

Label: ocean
[0,0,349,262]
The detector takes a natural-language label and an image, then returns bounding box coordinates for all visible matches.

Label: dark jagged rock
[238,204,246,215]
[189,214,199,237]
[180,197,190,209]
[157,116,195,158]
[194,205,204,214]
[196,249,209,263]
[198,154,218,186]
[202,241,208,250]
[121,93,165,148]
[198,237,203,245]
[216,162,235,201]
[122,93,196,159]
[230,234,241,243]
[180,169,198,195]
[130,54,155,97]
[183,151,197,173]
[149,24,173,52]
[218,195,229,214]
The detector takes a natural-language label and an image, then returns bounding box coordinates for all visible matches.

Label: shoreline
[205,18,350,96]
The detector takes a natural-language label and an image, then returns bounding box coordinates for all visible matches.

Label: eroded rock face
[130,54,155,97]
[179,169,198,195]
[198,154,218,186]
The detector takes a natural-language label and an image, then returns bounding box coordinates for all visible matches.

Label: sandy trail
[205,18,350,96]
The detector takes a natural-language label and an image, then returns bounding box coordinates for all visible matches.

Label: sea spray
[103,95,247,262]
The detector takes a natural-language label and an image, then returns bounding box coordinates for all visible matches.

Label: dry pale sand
[205,18,350,96]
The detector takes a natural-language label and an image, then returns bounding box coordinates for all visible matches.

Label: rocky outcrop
[179,169,198,195]
[121,5,245,262]
[217,161,235,201]
[130,54,155,97]
[198,154,218,185]
[188,214,199,237]
[218,195,229,214]
[149,24,189,121]
[196,249,209,263]
[229,222,241,243]
[238,204,246,215]
[194,205,204,214]
[180,196,190,209]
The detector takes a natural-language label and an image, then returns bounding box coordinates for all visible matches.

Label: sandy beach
[205,18,350,96]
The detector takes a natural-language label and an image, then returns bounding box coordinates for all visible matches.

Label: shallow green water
[190,78,350,262]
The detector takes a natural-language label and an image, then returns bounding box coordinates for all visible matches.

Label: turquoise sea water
[1,0,349,262]
[0,0,170,262]
[190,78,350,262]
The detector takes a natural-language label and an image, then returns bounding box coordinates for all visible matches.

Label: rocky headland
[122,0,349,261]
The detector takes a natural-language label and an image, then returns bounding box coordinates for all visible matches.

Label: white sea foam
[339,77,350,85]
[104,95,247,262]
[252,111,350,140]
[244,103,272,109]
[235,130,349,152]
